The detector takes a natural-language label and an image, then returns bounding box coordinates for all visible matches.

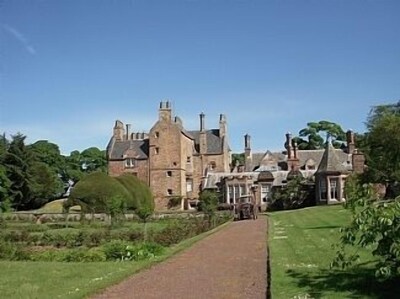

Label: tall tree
[80,147,107,172]
[3,133,34,210]
[363,102,400,184]
[28,140,65,173]
[294,120,346,150]
[29,162,64,208]
[0,134,11,208]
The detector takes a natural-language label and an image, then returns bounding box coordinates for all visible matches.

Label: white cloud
[2,24,36,55]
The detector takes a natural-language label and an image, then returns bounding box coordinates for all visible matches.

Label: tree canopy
[0,132,107,211]
[294,120,346,150]
[362,101,400,184]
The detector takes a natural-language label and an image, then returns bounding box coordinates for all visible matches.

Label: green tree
[80,147,107,172]
[269,176,312,210]
[28,140,65,172]
[362,102,400,185]
[3,133,35,210]
[294,120,346,150]
[332,175,400,279]
[29,162,64,208]
[198,190,219,225]
[0,134,11,208]
[231,153,245,167]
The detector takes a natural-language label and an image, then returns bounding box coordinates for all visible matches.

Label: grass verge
[0,220,231,299]
[268,205,399,299]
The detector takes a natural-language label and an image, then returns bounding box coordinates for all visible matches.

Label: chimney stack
[219,114,227,138]
[126,124,131,140]
[245,134,251,150]
[346,130,355,154]
[200,112,205,132]
[244,134,252,172]
[285,132,294,158]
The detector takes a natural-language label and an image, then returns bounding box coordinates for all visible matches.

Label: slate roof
[250,151,286,171]
[316,142,350,174]
[297,148,350,169]
[108,139,149,160]
[188,129,223,154]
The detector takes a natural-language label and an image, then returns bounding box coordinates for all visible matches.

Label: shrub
[66,172,131,214]
[268,177,315,211]
[102,240,131,260]
[102,240,164,261]
[167,196,182,209]
[115,174,155,219]
[40,229,85,248]
[29,248,106,262]
[0,240,28,260]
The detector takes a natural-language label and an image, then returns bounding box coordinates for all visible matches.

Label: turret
[159,101,172,122]
[113,120,125,141]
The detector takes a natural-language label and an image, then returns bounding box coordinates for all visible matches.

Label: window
[155,147,160,155]
[166,171,172,177]
[187,156,191,163]
[234,185,240,201]
[320,179,327,200]
[125,158,135,168]
[240,184,247,196]
[186,179,193,192]
[167,189,173,196]
[228,186,234,204]
[330,178,338,199]
[155,132,160,138]
[261,184,271,202]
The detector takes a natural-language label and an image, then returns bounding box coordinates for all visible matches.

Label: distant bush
[66,172,130,214]
[114,174,154,212]
[0,240,28,260]
[65,173,155,225]
[28,248,106,262]
[268,177,315,211]
[102,240,164,261]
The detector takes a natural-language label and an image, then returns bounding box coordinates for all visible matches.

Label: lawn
[0,220,230,299]
[268,205,399,299]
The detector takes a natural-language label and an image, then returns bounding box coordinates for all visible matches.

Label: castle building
[203,130,365,210]
[106,101,231,210]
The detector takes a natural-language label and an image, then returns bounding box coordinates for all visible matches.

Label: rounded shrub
[114,174,154,212]
[67,172,131,213]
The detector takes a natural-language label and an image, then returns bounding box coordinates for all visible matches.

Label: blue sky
[1,0,399,155]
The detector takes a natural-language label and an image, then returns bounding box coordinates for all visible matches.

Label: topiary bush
[66,172,131,215]
[115,174,155,216]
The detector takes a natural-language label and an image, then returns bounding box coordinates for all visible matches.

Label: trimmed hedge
[114,174,154,212]
[66,172,154,217]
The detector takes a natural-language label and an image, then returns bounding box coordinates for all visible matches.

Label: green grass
[33,198,80,213]
[0,220,231,299]
[268,205,399,299]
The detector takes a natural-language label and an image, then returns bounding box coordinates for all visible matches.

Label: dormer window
[125,158,135,168]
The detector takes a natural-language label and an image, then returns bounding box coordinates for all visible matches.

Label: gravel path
[92,218,268,299]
